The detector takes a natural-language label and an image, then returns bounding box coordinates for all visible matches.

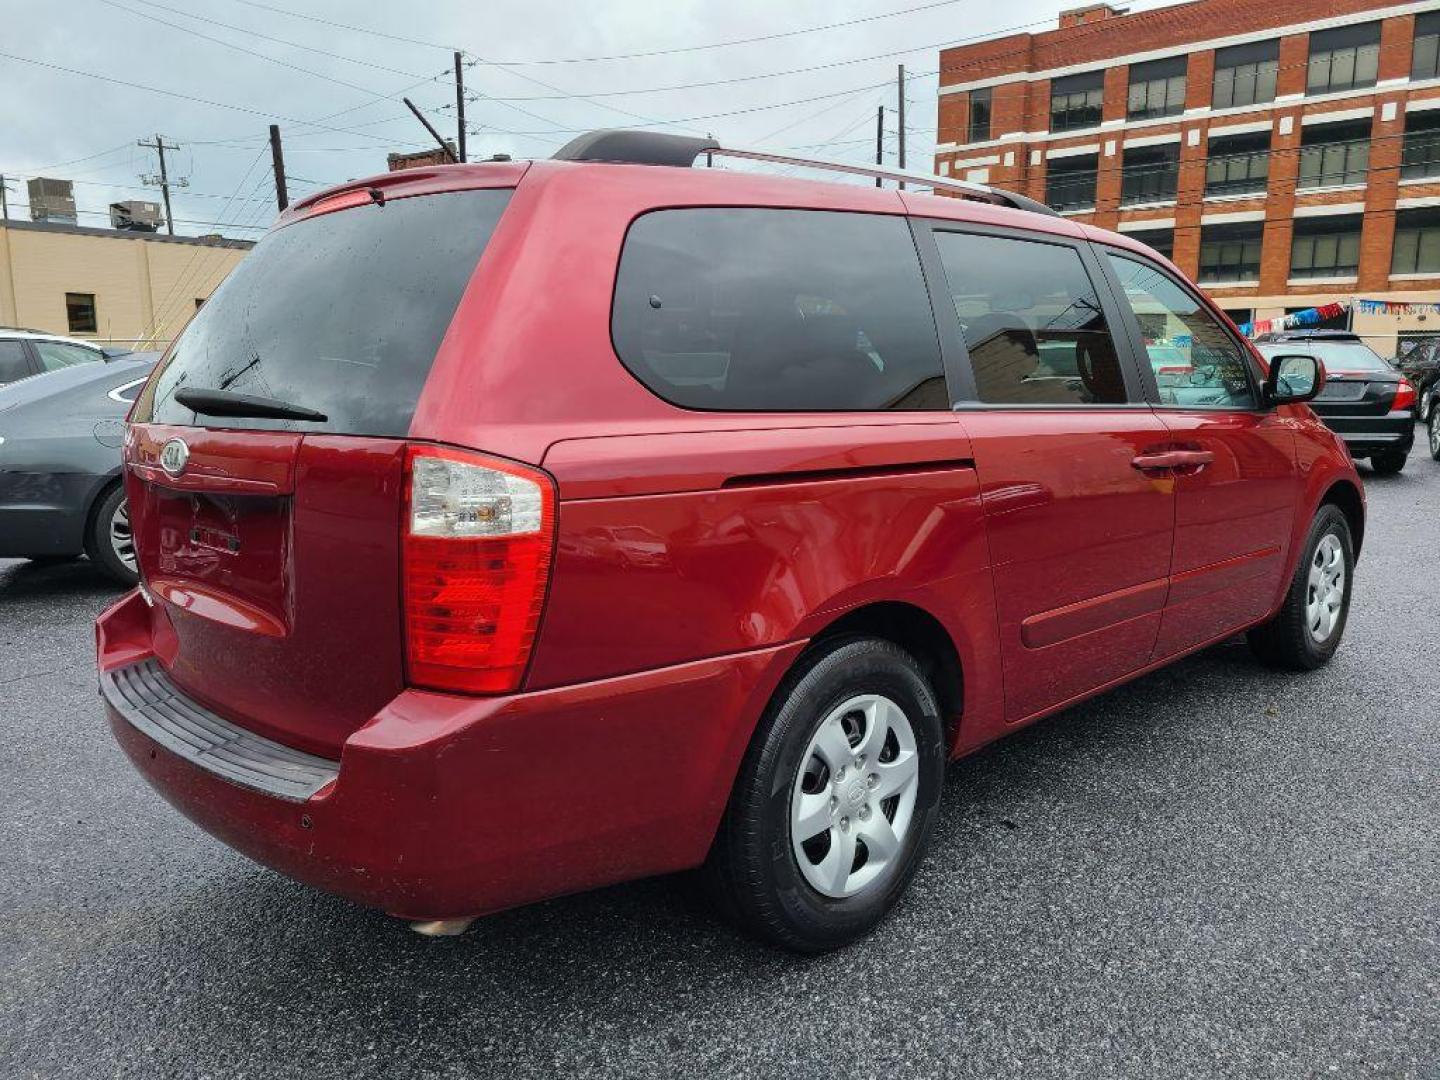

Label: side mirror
[1264,352,1325,406]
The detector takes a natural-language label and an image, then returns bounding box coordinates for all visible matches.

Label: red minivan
[97,131,1363,951]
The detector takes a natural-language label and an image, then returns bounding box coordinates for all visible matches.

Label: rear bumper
[1317,411,1416,456]
[98,590,801,920]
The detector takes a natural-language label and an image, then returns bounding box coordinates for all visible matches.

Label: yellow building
[0,219,252,350]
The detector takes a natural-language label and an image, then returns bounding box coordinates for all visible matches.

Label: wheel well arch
[808,601,964,744]
[1319,479,1364,560]
[82,473,124,538]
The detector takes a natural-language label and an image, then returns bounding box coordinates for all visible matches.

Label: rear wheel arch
[808,601,964,750]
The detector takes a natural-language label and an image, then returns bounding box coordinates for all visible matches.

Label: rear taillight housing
[403,445,555,694]
[1393,379,1417,412]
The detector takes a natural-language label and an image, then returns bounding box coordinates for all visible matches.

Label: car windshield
[1257,340,1392,374]
[132,188,512,436]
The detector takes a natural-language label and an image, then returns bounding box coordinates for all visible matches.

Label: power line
[0,47,434,148]
[120,0,439,80]
[98,0,419,111]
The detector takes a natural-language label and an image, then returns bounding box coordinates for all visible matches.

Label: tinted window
[0,340,30,383]
[66,292,97,335]
[33,341,101,371]
[611,209,946,412]
[1257,341,1390,373]
[1213,39,1279,109]
[935,232,1127,406]
[1107,253,1257,408]
[134,189,512,435]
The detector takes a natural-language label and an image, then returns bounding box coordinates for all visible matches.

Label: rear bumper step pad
[101,659,339,802]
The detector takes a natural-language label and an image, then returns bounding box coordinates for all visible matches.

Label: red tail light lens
[1393,379,1416,412]
[403,445,555,694]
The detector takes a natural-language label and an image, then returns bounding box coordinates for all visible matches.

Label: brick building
[935,0,1440,354]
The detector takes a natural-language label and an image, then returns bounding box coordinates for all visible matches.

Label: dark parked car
[1394,337,1440,423]
[1255,331,1416,474]
[0,353,158,582]
[0,328,132,385]
[98,132,1361,952]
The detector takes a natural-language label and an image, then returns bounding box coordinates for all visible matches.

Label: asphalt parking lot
[2,433,1437,1080]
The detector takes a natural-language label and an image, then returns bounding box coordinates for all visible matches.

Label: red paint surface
[100,159,1363,921]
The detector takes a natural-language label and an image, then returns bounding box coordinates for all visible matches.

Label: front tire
[1369,449,1407,475]
[1429,407,1440,461]
[1248,505,1353,670]
[84,483,138,586]
[706,637,945,952]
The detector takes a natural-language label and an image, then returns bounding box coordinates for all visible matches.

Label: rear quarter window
[133,188,512,436]
[611,208,948,411]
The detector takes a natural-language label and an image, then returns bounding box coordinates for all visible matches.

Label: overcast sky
[3,0,1166,239]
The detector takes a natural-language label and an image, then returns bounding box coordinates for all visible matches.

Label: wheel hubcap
[109,500,137,572]
[1430,415,1440,455]
[1305,533,1345,644]
[790,694,920,899]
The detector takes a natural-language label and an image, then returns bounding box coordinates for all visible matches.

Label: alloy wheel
[1430,411,1440,457]
[790,694,920,899]
[1305,533,1345,644]
[109,499,137,573]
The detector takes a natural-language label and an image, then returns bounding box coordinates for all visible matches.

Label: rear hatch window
[132,188,512,436]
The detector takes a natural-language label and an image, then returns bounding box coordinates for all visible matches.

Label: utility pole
[897,65,907,189]
[269,125,289,212]
[138,134,183,235]
[0,175,11,220]
[874,106,884,188]
[403,98,459,162]
[454,52,468,163]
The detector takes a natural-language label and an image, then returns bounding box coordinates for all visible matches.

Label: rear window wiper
[173,387,328,422]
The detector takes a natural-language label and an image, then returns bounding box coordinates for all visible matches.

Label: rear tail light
[1393,379,1416,412]
[403,445,555,694]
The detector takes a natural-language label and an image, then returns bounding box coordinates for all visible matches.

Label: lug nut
[835,767,846,782]
[859,806,870,821]
[854,755,864,769]
[839,816,849,831]
[867,774,878,789]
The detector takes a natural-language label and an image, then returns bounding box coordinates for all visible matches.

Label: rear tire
[1430,408,1440,461]
[1369,449,1407,475]
[1248,505,1353,671]
[84,483,138,587]
[705,637,945,952]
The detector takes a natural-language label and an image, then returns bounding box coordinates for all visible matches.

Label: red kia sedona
[98,131,1363,952]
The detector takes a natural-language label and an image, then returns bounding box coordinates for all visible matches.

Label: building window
[1127,56,1187,120]
[1307,22,1381,96]
[65,292,97,334]
[968,87,992,143]
[1120,143,1179,205]
[1205,131,1271,196]
[1414,11,1440,81]
[1046,153,1099,211]
[1290,215,1363,279]
[1298,119,1371,189]
[1198,221,1264,282]
[1392,208,1440,275]
[1212,40,1279,110]
[1124,228,1175,260]
[1401,109,1440,180]
[1050,71,1104,132]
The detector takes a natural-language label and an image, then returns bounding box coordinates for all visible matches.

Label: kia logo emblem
[159,438,190,477]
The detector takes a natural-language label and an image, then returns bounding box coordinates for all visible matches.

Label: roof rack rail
[551,129,1058,218]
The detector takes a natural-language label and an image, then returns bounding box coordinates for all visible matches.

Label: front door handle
[1132,450,1215,473]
